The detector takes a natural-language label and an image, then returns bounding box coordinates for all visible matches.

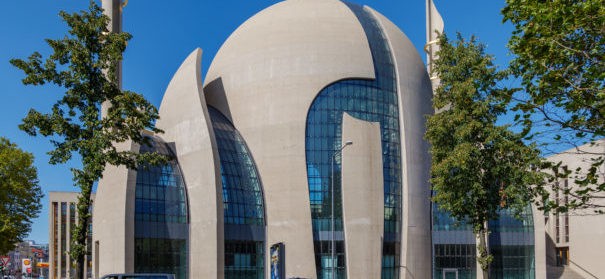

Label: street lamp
[331,140,353,279]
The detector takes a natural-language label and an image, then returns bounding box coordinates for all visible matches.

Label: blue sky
[0,0,513,244]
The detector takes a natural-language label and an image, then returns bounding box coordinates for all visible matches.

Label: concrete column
[101,0,124,117]
[156,49,225,279]
[341,113,384,279]
[92,140,138,276]
[532,205,547,279]
[48,200,55,279]
[101,0,122,32]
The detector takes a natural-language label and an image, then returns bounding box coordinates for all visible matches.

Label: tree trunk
[476,220,492,279]
[72,183,94,279]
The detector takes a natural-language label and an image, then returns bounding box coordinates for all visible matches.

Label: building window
[434,244,477,279]
[69,203,76,277]
[555,181,560,244]
[432,205,536,279]
[87,221,93,279]
[564,179,569,243]
[224,241,264,279]
[53,202,58,279]
[134,136,189,279]
[208,107,266,279]
[488,208,536,279]
[305,3,402,278]
[432,203,476,279]
[61,202,67,278]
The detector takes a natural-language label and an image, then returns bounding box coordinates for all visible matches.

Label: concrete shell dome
[94,0,433,278]
[202,0,433,278]
[204,0,377,120]
[203,0,430,124]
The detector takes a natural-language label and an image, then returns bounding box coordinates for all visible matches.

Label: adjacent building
[544,140,605,279]
[49,191,95,279]
[93,0,433,278]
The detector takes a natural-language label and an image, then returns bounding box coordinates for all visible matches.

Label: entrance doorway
[442,268,458,279]
[556,247,569,266]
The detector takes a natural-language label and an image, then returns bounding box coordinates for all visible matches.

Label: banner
[36,262,50,268]
[270,243,285,279]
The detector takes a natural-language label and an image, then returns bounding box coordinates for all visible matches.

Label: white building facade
[49,192,94,279]
[545,140,605,279]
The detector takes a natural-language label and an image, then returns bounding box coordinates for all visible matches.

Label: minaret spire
[425,0,444,93]
[101,0,124,88]
[101,0,126,116]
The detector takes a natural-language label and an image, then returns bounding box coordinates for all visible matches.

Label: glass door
[442,268,458,279]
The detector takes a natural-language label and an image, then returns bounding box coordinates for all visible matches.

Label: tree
[503,0,605,213]
[0,137,43,255]
[10,2,167,278]
[425,34,544,278]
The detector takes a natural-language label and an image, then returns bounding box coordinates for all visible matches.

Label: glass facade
[432,205,477,279]
[432,205,535,279]
[208,107,266,279]
[488,208,535,279]
[305,3,401,278]
[134,136,189,279]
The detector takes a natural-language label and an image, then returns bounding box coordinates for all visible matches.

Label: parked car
[100,274,175,279]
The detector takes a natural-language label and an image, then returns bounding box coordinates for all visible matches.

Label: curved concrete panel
[204,0,375,122]
[341,113,384,279]
[203,0,376,277]
[532,205,547,279]
[369,8,434,279]
[155,49,225,279]
[93,140,138,276]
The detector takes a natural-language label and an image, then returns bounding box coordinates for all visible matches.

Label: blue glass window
[209,107,265,279]
[134,136,189,279]
[489,208,535,279]
[305,3,402,278]
[432,204,535,279]
[432,204,477,279]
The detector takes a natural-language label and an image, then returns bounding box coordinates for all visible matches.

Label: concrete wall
[49,192,95,279]
[532,204,547,279]
[92,140,138,277]
[547,140,605,279]
[341,114,384,279]
[155,49,225,279]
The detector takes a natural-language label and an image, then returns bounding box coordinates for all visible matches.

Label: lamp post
[331,140,353,279]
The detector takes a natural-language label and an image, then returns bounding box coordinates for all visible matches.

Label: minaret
[101,0,127,117]
[425,0,444,93]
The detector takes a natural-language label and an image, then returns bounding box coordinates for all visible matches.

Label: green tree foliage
[0,137,43,255]
[426,34,543,278]
[503,0,605,212]
[10,2,167,278]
